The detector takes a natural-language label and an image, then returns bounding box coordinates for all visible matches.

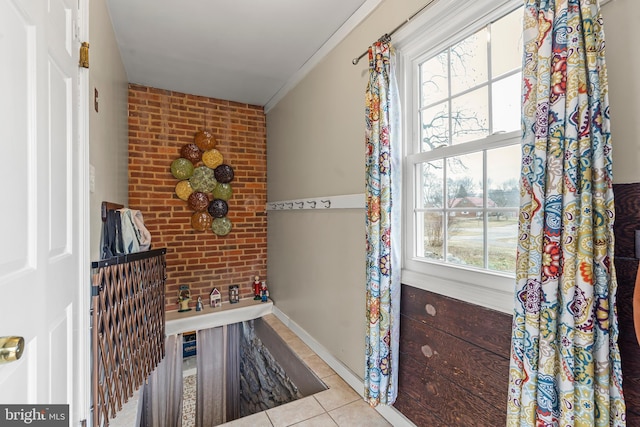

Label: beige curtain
[140,334,183,427]
[196,323,241,426]
[196,326,224,426]
[225,323,240,420]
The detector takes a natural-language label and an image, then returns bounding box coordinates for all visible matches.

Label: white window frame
[394,0,522,314]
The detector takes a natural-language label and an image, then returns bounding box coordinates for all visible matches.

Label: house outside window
[395,0,522,312]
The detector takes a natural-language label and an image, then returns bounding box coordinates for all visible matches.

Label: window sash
[397,0,522,314]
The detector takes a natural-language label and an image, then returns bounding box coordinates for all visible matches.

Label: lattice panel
[91,249,166,427]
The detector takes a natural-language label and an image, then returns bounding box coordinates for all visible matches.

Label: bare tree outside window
[414,9,522,273]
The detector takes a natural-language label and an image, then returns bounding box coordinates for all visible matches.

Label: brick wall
[128,84,267,310]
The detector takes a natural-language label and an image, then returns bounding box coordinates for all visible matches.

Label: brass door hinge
[79,42,89,68]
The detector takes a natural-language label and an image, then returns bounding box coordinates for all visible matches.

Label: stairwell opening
[181,317,327,426]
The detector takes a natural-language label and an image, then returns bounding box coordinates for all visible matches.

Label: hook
[307,201,316,209]
[321,199,331,208]
[295,202,304,209]
[286,202,293,210]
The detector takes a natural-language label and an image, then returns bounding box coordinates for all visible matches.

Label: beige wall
[89,0,129,261]
[603,0,640,184]
[266,0,640,380]
[267,0,425,379]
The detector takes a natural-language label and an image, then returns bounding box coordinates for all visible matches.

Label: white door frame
[77,0,91,422]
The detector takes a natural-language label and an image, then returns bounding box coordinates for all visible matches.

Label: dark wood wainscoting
[613,182,640,424]
[394,183,640,425]
[394,285,512,426]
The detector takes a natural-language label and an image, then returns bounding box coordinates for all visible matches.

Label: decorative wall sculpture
[171,130,235,236]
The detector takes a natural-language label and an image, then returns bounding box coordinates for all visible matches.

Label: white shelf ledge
[266,193,365,211]
[165,298,273,336]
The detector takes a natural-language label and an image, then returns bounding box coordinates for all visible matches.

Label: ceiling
[106,0,376,109]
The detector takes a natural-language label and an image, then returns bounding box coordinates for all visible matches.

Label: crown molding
[264,0,383,113]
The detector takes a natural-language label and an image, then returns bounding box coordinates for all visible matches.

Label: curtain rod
[351,0,438,65]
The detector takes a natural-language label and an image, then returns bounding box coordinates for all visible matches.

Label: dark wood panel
[623,376,640,417]
[393,390,448,427]
[627,410,640,426]
[615,257,640,344]
[397,358,506,426]
[400,285,512,356]
[613,183,640,259]
[613,257,640,420]
[400,315,509,411]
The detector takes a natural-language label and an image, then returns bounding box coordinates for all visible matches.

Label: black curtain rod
[352,0,438,65]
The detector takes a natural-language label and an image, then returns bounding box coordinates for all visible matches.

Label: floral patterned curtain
[507,0,626,425]
[364,40,401,406]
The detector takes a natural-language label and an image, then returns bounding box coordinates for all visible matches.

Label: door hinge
[79,42,89,68]
[79,420,86,427]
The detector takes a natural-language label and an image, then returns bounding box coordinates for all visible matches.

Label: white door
[0,0,88,424]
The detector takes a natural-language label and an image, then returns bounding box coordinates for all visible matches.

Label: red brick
[128,84,267,309]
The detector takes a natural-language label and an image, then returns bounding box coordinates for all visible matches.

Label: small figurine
[260,281,269,302]
[196,297,203,311]
[253,276,261,300]
[229,285,240,304]
[178,285,191,312]
[210,288,221,308]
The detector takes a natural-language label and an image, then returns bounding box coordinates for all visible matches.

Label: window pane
[487,144,521,209]
[421,102,449,151]
[421,160,444,208]
[492,72,521,133]
[446,152,483,208]
[451,87,489,144]
[487,212,518,273]
[447,211,483,268]
[450,28,488,95]
[491,7,523,77]
[420,51,449,106]
[421,212,444,261]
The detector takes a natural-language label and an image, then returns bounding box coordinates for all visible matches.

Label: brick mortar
[128,85,267,310]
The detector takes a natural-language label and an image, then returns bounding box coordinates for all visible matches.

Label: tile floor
[217,314,392,427]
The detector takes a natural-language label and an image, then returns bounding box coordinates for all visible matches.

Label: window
[397,0,522,312]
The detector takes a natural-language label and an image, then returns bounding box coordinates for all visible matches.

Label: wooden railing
[91,248,167,427]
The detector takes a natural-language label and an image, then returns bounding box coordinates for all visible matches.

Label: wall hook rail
[266,193,364,211]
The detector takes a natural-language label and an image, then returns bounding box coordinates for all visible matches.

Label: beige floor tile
[220,411,273,427]
[302,354,335,379]
[313,375,360,412]
[291,413,338,427]
[274,328,300,344]
[266,396,325,427]
[262,314,287,330]
[328,400,391,427]
[286,339,316,359]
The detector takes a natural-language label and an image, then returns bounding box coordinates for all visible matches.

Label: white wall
[266,0,640,380]
[89,0,129,261]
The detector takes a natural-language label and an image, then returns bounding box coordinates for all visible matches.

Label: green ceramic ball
[171,158,194,180]
[189,166,217,193]
[212,182,232,201]
[211,216,232,236]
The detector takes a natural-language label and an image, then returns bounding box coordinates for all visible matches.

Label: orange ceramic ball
[194,130,217,151]
[191,211,213,231]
